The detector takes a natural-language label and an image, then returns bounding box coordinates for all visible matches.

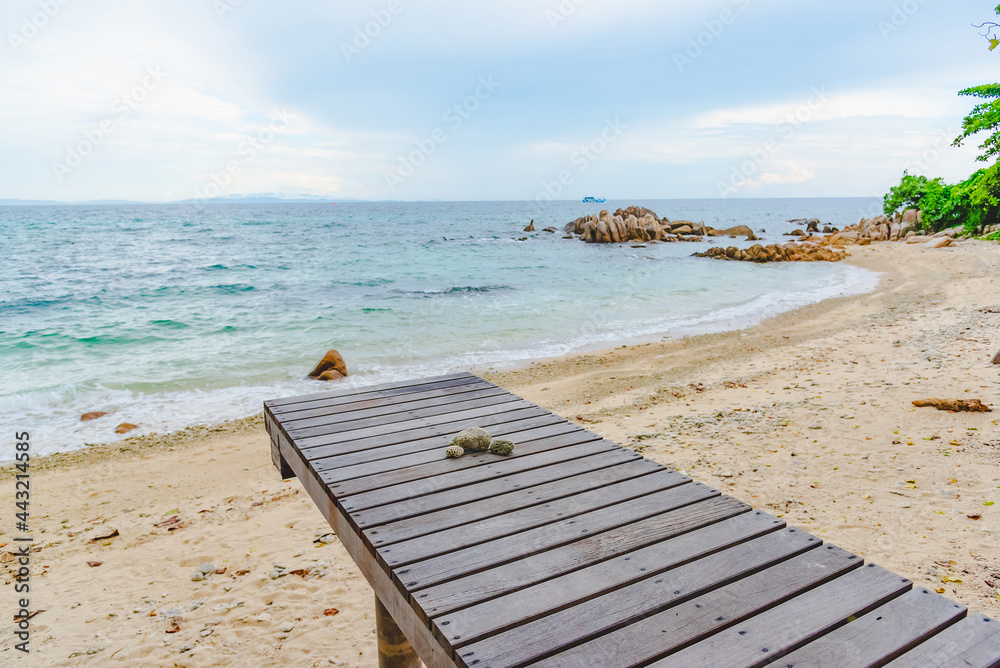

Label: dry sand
[2,240,998,666]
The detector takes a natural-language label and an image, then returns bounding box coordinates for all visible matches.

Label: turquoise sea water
[0,198,882,455]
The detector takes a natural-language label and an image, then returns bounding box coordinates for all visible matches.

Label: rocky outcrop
[788,218,821,233]
[578,211,668,243]
[115,423,139,434]
[695,243,847,263]
[707,225,757,241]
[848,213,965,249]
[564,208,753,244]
[523,221,535,232]
[615,205,660,222]
[81,411,108,421]
[309,349,348,381]
[563,206,956,263]
[701,209,957,263]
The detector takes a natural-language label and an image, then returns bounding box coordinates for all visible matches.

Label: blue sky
[0,0,996,202]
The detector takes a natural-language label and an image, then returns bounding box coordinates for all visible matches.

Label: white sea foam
[1,264,879,458]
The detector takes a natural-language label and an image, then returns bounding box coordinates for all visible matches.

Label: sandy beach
[3,240,999,667]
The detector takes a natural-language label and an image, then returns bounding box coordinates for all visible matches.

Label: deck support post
[275,450,295,480]
[268,432,295,480]
[376,595,422,668]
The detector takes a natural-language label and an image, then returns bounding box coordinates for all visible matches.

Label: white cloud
[690,84,972,130]
[0,0,390,201]
[752,161,815,186]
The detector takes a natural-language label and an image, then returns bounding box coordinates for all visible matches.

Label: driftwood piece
[912,398,993,413]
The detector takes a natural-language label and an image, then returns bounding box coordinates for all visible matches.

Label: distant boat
[582,197,606,203]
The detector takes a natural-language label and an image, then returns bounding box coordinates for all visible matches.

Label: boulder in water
[309,349,348,380]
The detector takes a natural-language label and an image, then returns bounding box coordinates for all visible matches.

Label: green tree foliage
[953,84,1000,161]
[883,7,1000,237]
[951,83,1000,234]
[972,4,1000,50]
[882,171,986,232]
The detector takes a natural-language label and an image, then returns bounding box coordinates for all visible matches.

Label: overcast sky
[0,0,996,202]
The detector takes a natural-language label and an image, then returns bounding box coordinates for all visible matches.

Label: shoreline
[4,240,999,666]
[7,255,880,463]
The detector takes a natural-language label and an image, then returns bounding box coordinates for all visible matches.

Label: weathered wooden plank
[339,438,623,513]
[267,375,1000,668]
[779,587,966,667]
[443,512,794,656]
[295,400,544,448]
[266,372,476,410]
[534,543,864,668]
[281,382,503,428]
[379,469,688,568]
[324,430,607,500]
[448,526,819,665]
[287,391,522,439]
[275,377,493,421]
[649,563,913,668]
[883,612,1000,668]
[314,420,584,479]
[397,482,720,592]
[269,410,456,668]
[360,448,648,532]
[364,456,662,545]
[301,406,554,460]
[412,496,750,622]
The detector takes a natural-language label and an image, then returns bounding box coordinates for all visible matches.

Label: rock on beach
[308,349,348,381]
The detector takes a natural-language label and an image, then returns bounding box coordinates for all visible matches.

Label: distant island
[0,194,353,206]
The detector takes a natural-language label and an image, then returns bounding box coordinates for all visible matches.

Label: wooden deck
[263,372,1000,668]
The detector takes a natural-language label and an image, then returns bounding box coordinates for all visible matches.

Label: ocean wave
[335,278,394,287]
[77,334,167,346]
[0,266,880,460]
[211,284,256,293]
[389,285,514,297]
